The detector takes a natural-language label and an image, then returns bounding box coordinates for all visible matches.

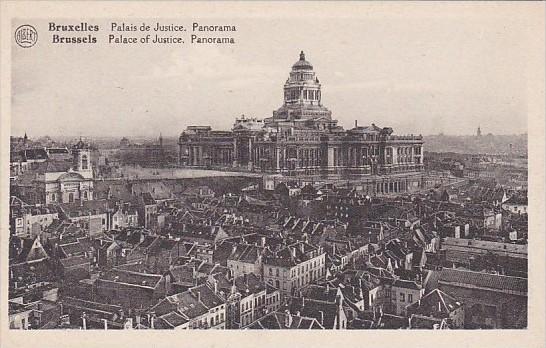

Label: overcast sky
[12,7,533,138]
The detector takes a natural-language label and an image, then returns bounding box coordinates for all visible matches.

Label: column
[276,148,281,171]
[328,147,334,168]
[248,138,253,168]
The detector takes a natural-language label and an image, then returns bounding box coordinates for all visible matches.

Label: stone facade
[179,52,424,179]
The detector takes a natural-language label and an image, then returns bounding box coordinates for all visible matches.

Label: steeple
[477,126,482,137]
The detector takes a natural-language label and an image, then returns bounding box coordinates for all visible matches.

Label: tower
[477,126,482,137]
[267,51,333,128]
[72,138,92,178]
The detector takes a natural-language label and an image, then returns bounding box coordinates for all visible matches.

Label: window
[81,155,88,170]
[408,294,413,303]
[400,293,405,302]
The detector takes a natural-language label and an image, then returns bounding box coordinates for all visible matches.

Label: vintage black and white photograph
[1,2,545,347]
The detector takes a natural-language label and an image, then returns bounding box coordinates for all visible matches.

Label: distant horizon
[11,130,529,140]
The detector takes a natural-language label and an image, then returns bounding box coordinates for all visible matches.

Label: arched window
[83,191,88,200]
[81,155,88,170]
[51,193,56,202]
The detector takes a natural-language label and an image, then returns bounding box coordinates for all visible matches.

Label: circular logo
[14,25,38,48]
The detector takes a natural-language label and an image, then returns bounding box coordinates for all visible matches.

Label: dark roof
[263,241,321,268]
[288,298,340,329]
[409,314,447,329]
[59,200,110,217]
[246,311,324,329]
[59,255,90,268]
[391,279,422,291]
[231,273,265,295]
[376,313,408,329]
[190,283,224,309]
[505,195,528,205]
[22,148,49,161]
[158,311,189,328]
[406,289,462,318]
[36,160,73,173]
[300,285,339,303]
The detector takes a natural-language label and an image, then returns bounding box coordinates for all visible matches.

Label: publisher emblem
[15,25,38,48]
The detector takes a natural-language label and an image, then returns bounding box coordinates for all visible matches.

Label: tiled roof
[159,311,189,328]
[228,244,265,263]
[190,283,224,309]
[98,269,163,289]
[60,242,88,257]
[438,268,527,294]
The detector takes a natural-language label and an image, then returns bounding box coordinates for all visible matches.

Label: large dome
[292,51,313,70]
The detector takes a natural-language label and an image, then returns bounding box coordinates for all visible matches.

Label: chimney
[150,313,155,329]
[197,291,201,303]
[82,312,87,330]
[103,318,108,330]
[284,310,293,328]
[261,236,266,247]
[292,247,297,258]
[302,297,305,308]
[354,120,358,128]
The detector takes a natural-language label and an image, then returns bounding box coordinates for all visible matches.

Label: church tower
[72,138,93,179]
[477,126,482,137]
